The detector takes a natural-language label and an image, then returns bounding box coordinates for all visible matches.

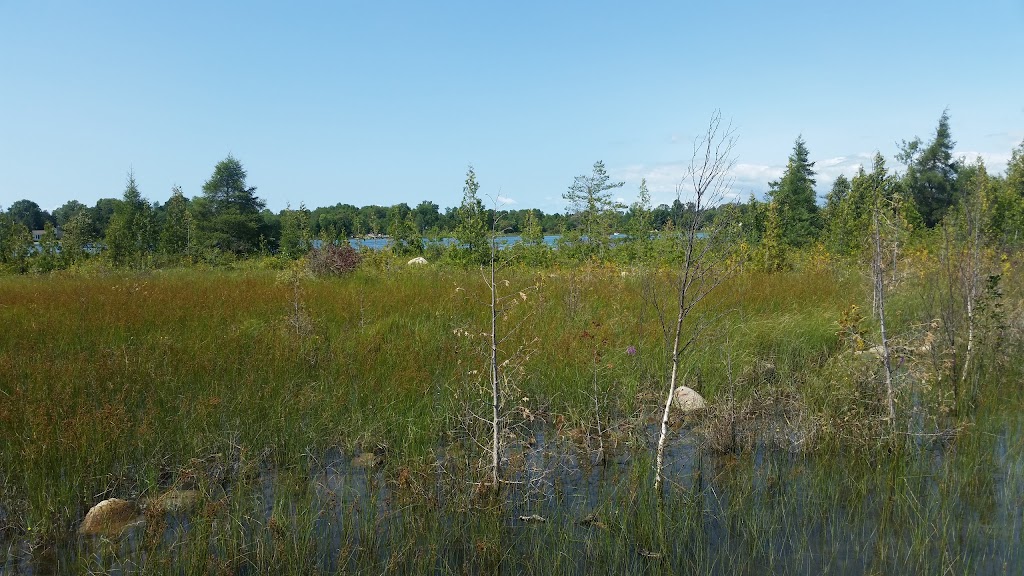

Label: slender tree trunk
[655,218,696,494]
[873,210,896,423]
[489,233,500,491]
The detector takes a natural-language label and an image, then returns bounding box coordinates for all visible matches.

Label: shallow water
[2,420,1023,574]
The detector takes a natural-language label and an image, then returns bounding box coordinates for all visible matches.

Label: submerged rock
[671,386,707,414]
[146,489,201,515]
[352,452,384,468]
[407,257,428,265]
[78,498,144,537]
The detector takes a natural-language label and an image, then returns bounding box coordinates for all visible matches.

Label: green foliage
[389,211,423,256]
[0,214,32,272]
[200,155,266,254]
[32,222,61,272]
[985,142,1024,247]
[563,160,625,257]
[905,110,959,227]
[5,199,52,231]
[60,209,95,266]
[279,203,312,259]
[104,172,155,267]
[52,200,88,227]
[624,178,654,262]
[759,199,788,270]
[453,166,488,265]
[159,186,193,260]
[768,136,821,247]
[825,154,903,256]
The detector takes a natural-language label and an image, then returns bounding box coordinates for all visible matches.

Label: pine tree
[563,160,625,255]
[768,136,820,247]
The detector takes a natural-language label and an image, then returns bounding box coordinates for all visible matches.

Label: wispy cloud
[496,195,517,206]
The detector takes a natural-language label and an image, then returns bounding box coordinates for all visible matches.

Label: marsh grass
[1,259,1022,573]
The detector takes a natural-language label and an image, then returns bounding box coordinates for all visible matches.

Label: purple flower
[626,345,637,356]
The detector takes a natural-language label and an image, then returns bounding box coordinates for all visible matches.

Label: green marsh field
[1,252,1023,574]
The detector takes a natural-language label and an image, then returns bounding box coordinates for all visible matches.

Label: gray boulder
[672,385,707,414]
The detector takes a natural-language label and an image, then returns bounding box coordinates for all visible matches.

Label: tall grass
[1,258,1022,573]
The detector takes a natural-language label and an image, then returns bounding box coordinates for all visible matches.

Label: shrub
[307,244,361,276]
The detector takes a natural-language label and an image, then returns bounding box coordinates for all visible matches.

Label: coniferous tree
[768,136,820,247]
[564,160,625,255]
[906,110,959,227]
[105,171,154,267]
[200,155,266,254]
[626,178,654,261]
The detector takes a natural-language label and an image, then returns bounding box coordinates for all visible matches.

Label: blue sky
[2,0,1022,214]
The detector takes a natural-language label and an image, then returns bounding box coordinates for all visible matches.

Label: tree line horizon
[2,110,1023,270]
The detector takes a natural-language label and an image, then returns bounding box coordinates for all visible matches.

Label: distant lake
[323,232,704,251]
[318,235,567,251]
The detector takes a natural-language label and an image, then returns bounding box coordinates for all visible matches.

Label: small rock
[407,257,428,265]
[78,498,144,537]
[671,386,707,414]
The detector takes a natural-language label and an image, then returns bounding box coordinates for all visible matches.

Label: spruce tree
[105,171,154,267]
[200,155,266,254]
[908,110,959,227]
[768,136,821,247]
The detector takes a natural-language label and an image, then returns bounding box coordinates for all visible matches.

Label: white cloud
[495,195,517,206]
[955,150,1011,174]
[612,143,1018,209]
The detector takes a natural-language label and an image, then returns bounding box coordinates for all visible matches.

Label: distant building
[31,228,63,242]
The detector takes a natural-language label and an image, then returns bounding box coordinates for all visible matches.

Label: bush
[307,244,362,276]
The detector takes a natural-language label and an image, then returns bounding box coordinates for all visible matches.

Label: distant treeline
[2,111,1023,272]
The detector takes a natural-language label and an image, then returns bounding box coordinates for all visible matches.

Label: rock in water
[78,498,143,537]
[146,489,201,515]
[671,386,707,414]
[407,257,428,265]
[352,452,383,468]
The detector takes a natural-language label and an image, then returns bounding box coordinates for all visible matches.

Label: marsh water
[3,418,1022,575]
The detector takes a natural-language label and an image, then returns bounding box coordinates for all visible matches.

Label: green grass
[1,258,1022,574]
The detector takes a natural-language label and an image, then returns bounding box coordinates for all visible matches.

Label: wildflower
[626,345,637,356]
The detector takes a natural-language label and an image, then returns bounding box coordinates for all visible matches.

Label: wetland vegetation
[2,113,1024,574]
